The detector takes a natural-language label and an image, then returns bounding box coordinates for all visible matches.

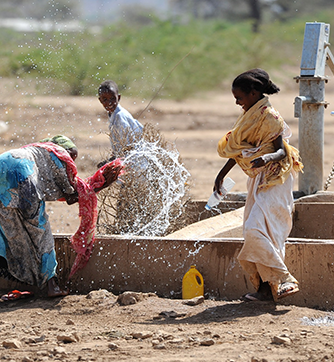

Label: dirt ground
[1,76,334,361]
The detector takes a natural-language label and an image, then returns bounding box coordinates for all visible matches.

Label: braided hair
[232,68,280,95]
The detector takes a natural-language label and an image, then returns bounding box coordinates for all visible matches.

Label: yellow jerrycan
[182,265,204,299]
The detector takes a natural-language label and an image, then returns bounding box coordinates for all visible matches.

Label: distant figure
[98,80,143,159]
[212,68,303,302]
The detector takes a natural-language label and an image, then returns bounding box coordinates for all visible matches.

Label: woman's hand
[94,161,123,193]
[65,192,79,205]
[250,156,266,168]
[251,136,286,169]
[214,158,236,193]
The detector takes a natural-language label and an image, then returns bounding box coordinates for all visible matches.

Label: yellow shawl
[217,97,303,190]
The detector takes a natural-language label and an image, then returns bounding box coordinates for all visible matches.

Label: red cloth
[22,142,123,278]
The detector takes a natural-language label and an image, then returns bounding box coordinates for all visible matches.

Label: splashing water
[97,124,192,237]
[123,138,190,236]
[301,314,334,326]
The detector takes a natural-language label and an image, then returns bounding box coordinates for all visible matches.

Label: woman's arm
[64,161,123,205]
[250,135,286,168]
[214,158,236,193]
[64,191,79,205]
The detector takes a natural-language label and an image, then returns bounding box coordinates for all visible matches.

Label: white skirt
[238,172,297,288]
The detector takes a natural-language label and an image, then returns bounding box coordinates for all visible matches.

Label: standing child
[98,80,143,158]
[213,68,303,302]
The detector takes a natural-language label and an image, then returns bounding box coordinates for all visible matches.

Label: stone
[22,357,34,362]
[200,338,215,346]
[117,291,144,306]
[86,289,114,300]
[151,339,160,346]
[153,343,166,349]
[57,333,79,343]
[158,311,187,318]
[272,335,291,345]
[131,331,153,339]
[168,338,184,344]
[182,296,205,306]
[53,346,67,355]
[108,343,119,350]
[2,339,22,349]
[34,335,46,343]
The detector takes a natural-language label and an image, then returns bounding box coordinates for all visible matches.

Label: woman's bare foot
[47,277,69,298]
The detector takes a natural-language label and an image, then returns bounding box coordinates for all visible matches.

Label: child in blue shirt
[98,80,143,158]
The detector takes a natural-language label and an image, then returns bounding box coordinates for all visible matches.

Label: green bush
[1,9,334,99]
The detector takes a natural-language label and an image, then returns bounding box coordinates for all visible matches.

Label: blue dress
[0,146,75,287]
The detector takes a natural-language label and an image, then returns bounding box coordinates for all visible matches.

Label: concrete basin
[1,191,334,309]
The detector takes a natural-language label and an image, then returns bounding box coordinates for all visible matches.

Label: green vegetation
[1,9,334,100]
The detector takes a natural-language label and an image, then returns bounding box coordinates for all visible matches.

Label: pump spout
[294,96,313,118]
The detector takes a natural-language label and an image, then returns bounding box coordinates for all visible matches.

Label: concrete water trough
[1,191,333,310]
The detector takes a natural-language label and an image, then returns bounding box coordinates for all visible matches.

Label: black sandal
[241,280,274,302]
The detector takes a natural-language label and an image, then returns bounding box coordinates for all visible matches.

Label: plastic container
[182,265,204,299]
[205,177,235,211]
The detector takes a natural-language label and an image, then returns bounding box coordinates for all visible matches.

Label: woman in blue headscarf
[0,135,122,298]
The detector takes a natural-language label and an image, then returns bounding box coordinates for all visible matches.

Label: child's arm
[214,158,237,193]
[250,135,286,168]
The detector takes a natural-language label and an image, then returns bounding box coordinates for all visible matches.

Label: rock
[57,333,79,343]
[3,339,22,349]
[117,291,143,305]
[26,334,46,344]
[108,342,119,350]
[22,357,34,362]
[153,343,166,349]
[182,296,205,306]
[154,330,174,340]
[157,311,187,319]
[36,350,48,356]
[272,335,291,345]
[86,289,114,300]
[168,338,184,344]
[131,331,153,339]
[35,335,46,343]
[53,346,67,355]
[106,329,125,339]
[200,338,215,346]
[117,291,157,305]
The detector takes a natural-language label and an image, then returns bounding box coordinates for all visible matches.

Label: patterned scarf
[217,97,303,190]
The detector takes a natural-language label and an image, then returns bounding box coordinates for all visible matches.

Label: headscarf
[39,135,77,151]
[217,97,303,190]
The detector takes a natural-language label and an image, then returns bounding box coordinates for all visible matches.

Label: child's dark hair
[232,68,280,95]
[98,80,119,95]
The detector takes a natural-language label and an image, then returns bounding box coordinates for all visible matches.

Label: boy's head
[98,80,121,113]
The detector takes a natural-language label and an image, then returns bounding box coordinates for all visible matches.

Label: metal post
[295,22,332,195]
[296,77,326,194]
